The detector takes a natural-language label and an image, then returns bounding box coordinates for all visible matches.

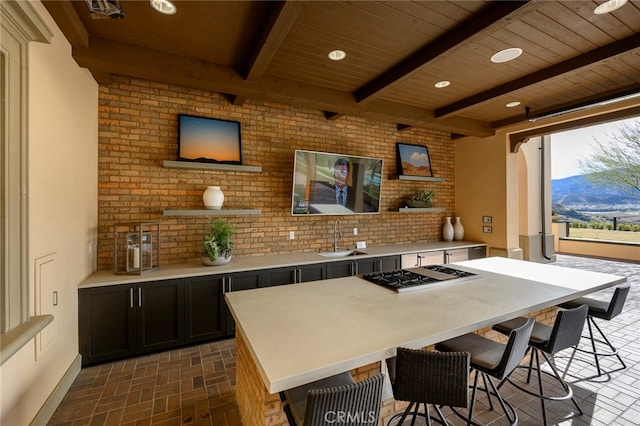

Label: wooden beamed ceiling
[43,0,640,138]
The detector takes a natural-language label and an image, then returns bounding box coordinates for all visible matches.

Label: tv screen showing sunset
[179,115,241,163]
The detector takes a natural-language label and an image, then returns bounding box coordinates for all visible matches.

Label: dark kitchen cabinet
[79,278,184,366]
[263,263,326,286]
[326,255,400,278]
[185,275,228,343]
[224,270,262,335]
[79,284,136,366]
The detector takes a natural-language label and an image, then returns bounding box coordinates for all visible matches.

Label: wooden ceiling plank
[244,1,306,82]
[72,37,492,137]
[353,1,530,104]
[436,33,640,118]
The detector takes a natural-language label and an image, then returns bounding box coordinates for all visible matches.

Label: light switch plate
[483,226,493,233]
[483,216,493,224]
[356,241,367,249]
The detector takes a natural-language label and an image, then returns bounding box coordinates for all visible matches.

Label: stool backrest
[605,283,631,320]
[546,304,588,353]
[303,374,384,426]
[497,317,535,379]
[394,348,470,408]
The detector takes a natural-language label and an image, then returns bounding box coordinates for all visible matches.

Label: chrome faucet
[334,219,343,252]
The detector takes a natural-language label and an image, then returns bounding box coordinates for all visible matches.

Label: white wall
[0,1,98,424]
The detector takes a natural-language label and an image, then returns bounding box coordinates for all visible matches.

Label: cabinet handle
[297,269,302,283]
[138,287,142,307]
[378,260,383,272]
[130,288,134,308]
[228,276,232,292]
[222,277,227,293]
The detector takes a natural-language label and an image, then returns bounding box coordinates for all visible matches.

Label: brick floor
[48,255,640,425]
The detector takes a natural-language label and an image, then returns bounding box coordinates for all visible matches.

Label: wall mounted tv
[291,150,383,216]
[178,114,242,164]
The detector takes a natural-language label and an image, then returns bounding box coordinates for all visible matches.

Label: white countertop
[225,257,626,394]
[79,241,484,288]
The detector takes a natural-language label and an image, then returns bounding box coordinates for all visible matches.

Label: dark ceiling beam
[323,112,343,120]
[42,1,89,48]
[437,33,640,119]
[508,105,640,153]
[221,94,248,106]
[397,124,412,132]
[244,1,306,82]
[72,37,493,137]
[353,1,530,104]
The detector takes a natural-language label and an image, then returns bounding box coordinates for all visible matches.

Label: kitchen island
[225,257,626,426]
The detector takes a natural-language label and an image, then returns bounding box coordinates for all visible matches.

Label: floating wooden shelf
[396,207,446,213]
[163,209,262,216]
[163,160,262,173]
[390,175,445,182]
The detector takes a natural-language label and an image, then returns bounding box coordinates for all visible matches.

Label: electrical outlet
[353,228,358,236]
[483,216,493,224]
[483,226,493,233]
[289,231,295,240]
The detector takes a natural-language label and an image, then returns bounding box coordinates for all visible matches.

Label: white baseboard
[30,354,82,426]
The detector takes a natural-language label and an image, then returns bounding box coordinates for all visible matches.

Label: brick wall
[97,76,454,269]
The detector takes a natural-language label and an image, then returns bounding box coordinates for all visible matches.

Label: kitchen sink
[318,249,366,258]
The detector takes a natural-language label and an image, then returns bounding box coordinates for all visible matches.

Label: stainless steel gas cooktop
[361,264,481,293]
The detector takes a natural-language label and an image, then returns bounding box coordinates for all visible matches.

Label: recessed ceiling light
[594,0,627,14]
[328,50,347,61]
[506,101,521,108]
[491,47,523,63]
[434,80,451,89]
[150,0,176,15]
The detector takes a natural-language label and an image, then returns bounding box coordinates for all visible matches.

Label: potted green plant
[405,189,435,208]
[201,218,234,266]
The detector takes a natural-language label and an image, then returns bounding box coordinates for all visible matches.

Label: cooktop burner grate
[361,265,480,293]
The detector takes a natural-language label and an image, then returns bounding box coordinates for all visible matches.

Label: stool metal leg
[562,316,627,381]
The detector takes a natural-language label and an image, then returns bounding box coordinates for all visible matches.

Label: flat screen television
[291,150,383,215]
[178,114,242,164]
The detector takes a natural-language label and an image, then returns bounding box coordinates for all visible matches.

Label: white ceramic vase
[442,217,454,242]
[453,216,464,241]
[203,186,224,210]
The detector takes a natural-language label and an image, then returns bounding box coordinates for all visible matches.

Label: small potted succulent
[405,189,435,208]
[201,218,234,266]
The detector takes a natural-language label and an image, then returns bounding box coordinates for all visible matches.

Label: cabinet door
[79,285,136,366]
[401,254,419,268]
[468,246,487,260]
[444,248,469,264]
[326,260,354,278]
[226,271,262,335]
[418,251,445,266]
[379,255,401,272]
[353,258,380,275]
[185,275,228,343]
[298,263,326,282]
[263,266,297,286]
[138,279,185,353]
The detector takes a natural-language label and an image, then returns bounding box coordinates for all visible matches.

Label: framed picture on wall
[396,143,433,177]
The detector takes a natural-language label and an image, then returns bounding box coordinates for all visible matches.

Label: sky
[550,116,640,179]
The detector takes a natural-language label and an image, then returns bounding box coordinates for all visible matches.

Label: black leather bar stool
[279,372,384,426]
[558,283,630,381]
[435,317,535,426]
[386,348,470,425]
[492,304,588,426]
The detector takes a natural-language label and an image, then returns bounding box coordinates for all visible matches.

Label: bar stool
[558,283,630,381]
[386,348,470,425]
[435,317,535,426]
[492,304,588,425]
[279,372,384,426]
